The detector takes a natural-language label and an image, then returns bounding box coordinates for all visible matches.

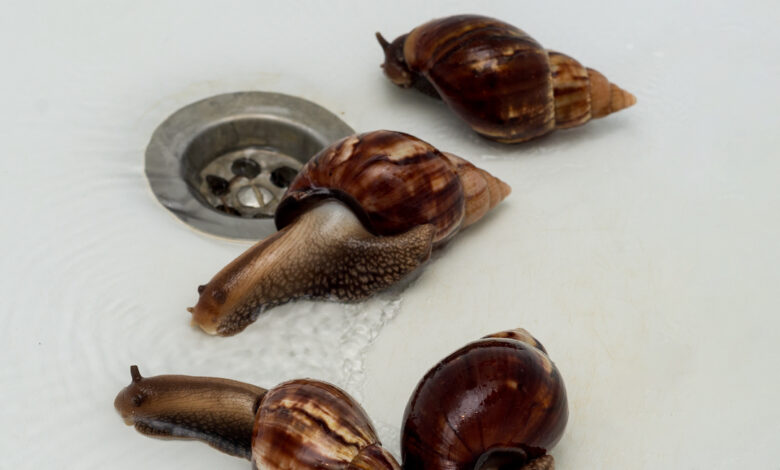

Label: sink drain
[198,148,302,218]
[145,92,355,240]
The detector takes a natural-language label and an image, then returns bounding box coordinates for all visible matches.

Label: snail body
[377,15,636,143]
[114,366,400,469]
[402,328,568,470]
[189,130,510,336]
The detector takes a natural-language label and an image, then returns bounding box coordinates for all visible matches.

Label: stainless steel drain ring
[145,91,355,240]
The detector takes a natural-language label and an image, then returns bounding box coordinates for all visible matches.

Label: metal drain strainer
[145,91,354,240]
[198,148,302,218]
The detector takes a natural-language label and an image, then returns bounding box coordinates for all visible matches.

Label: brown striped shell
[377,15,636,143]
[401,329,568,470]
[252,379,399,470]
[275,130,509,245]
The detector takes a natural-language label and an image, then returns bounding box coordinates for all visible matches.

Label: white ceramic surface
[1,1,779,469]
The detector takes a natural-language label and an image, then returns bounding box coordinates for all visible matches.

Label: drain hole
[197,149,304,218]
[206,175,229,196]
[231,158,261,179]
[215,204,240,216]
[270,167,298,188]
[146,92,355,239]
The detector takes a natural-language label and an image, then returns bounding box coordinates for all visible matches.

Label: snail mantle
[145,91,355,240]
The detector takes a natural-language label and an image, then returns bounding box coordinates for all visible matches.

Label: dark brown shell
[378,15,636,143]
[401,330,568,469]
[252,379,399,469]
[402,15,555,143]
[276,130,465,243]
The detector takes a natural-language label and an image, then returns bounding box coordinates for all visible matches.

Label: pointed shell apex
[587,68,636,118]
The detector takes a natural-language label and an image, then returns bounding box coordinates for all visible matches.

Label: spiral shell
[401,329,568,469]
[378,15,636,143]
[252,379,398,469]
[275,130,510,244]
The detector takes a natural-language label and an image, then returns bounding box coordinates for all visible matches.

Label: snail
[402,328,568,470]
[188,130,510,336]
[376,14,636,143]
[114,365,400,469]
[115,328,566,469]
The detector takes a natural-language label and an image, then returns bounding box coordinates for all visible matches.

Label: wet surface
[2,2,780,470]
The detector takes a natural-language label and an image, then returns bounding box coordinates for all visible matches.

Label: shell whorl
[401,329,568,470]
[275,130,509,245]
[402,15,555,143]
[252,379,399,469]
[549,51,637,129]
[379,15,636,143]
[442,152,511,228]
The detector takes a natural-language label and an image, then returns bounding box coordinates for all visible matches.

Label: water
[3,2,780,469]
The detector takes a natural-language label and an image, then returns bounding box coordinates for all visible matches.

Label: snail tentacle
[376,32,441,99]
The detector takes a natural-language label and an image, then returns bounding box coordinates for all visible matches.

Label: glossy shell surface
[379,15,636,143]
[252,379,387,469]
[401,337,568,469]
[276,130,465,243]
[403,15,555,142]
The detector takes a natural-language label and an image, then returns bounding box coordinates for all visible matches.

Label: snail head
[114,366,266,459]
[113,365,152,426]
[376,32,413,88]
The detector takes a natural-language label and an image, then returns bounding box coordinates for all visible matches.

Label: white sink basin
[1,1,778,469]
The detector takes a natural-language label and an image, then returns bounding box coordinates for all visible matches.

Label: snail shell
[114,366,400,469]
[377,15,636,143]
[190,130,510,336]
[401,328,568,469]
[254,379,399,469]
[276,130,510,243]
